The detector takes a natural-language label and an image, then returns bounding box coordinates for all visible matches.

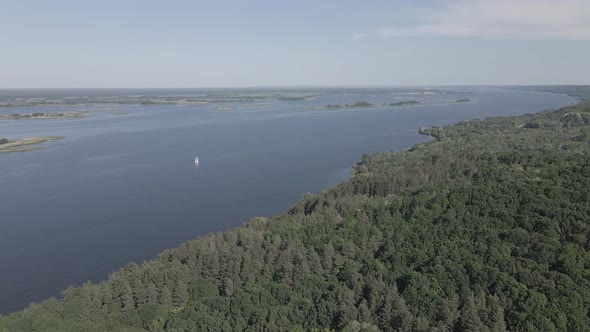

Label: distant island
[278,96,308,101]
[0,93,316,107]
[0,89,467,108]
[0,136,63,153]
[0,112,84,120]
[455,98,471,103]
[389,100,421,106]
[325,100,420,109]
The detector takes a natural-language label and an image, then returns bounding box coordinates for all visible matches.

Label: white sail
[194,156,199,165]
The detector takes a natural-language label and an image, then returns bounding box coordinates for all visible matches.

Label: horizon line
[0,84,588,90]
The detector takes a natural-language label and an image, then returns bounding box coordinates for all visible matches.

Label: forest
[1,87,589,331]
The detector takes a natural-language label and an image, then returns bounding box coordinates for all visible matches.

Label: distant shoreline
[0,112,85,120]
[0,136,63,153]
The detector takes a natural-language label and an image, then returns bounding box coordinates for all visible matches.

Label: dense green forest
[2,87,590,331]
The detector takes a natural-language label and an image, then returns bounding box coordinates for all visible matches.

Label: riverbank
[0,136,63,153]
[0,88,577,320]
[0,112,84,120]
[1,87,587,331]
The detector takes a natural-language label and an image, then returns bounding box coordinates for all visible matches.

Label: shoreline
[0,88,582,323]
[0,112,85,120]
[0,136,64,153]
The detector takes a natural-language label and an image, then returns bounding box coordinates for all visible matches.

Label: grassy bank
[0,136,63,153]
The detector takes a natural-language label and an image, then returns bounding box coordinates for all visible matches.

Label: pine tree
[78,282,101,322]
[488,295,507,332]
[357,300,373,324]
[172,281,189,307]
[322,244,335,272]
[337,289,358,328]
[391,284,413,332]
[146,283,159,305]
[460,294,487,332]
[131,277,147,307]
[112,278,134,310]
[159,286,172,307]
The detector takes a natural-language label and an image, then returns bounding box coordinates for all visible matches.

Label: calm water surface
[0,87,576,314]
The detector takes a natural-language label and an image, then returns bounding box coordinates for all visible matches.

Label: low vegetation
[325,100,420,109]
[388,100,420,106]
[0,136,63,153]
[0,112,84,120]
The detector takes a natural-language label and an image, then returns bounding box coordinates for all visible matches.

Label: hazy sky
[1,0,589,88]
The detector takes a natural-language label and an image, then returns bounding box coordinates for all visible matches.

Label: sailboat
[194,155,200,165]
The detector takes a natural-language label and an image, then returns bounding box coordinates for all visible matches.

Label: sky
[1,0,589,88]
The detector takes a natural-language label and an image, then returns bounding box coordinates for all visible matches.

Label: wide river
[0,87,577,314]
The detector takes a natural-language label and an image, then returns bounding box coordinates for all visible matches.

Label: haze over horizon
[2,0,590,88]
[2,1,590,330]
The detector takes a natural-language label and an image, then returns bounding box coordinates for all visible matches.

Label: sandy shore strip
[0,111,85,120]
[0,136,64,153]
